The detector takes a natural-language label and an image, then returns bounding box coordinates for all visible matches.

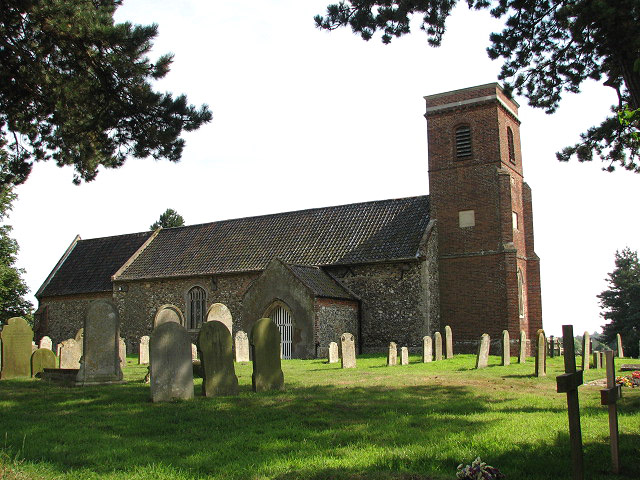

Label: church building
[34,84,543,357]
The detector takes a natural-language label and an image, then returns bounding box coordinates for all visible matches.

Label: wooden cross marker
[600,350,622,474]
[556,324,584,480]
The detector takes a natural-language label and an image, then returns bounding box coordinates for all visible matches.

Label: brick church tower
[425,83,542,353]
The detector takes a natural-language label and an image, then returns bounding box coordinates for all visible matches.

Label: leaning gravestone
[434,332,443,361]
[387,342,398,366]
[31,348,56,377]
[400,347,409,365]
[206,303,233,335]
[519,330,527,364]
[1,317,34,379]
[139,336,150,364]
[445,325,454,359]
[476,333,490,369]
[340,333,356,369]
[39,336,53,351]
[501,330,510,366]
[234,330,250,362]
[76,300,124,386]
[249,318,284,392]
[581,332,590,370]
[328,341,339,364]
[197,321,239,396]
[154,304,185,328]
[423,336,432,363]
[150,321,194,402]
[59,338,82,369]
[616,334,623,358]
[119,337,127,369]
[535,330,547,377]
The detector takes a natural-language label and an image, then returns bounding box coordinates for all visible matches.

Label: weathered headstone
[150,321,194,402]
[445,325,454,359]
[76,300,124,385]
[434,332,443,361]
[400,347,409,365]
[39,336,53,351]
[549,336,556,358]
[0,317,33,379]
[75,328,84,342]
[593,351,602,369]
[600,350,622,474]
[340,332,356,369]
[119,337,127,369]
[153,304,184,328]
[519,330,527,363]
[327,341,339,364]
[599,351,605,368]
[206,303,233,335]
[191,343,198,361]
[581,332,590,370]
[249,318,284,392]
[535,330,546,377]
[197,320,238,396]
[387,342,398,366]
[556,325,584,480]
[139,336,150,364]
[422,336,432,363]
[616,333,623,358]
[31,341,37,354]
[58,338,82,369]
[234,330,250,362]
[475,333,490,369]
[501,330,510,366]
[31,348,56,377]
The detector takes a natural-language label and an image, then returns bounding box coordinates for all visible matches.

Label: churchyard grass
[1,354,639,480]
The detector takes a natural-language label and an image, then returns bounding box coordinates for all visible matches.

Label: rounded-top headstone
[234,330,250,363]
[387,342,398,366]
[1,317,34,379]
[475,333,491,369]
[206,303,233,335]
[31,348,56,377]
[154,304,185,328]
[422,336,433,363]
[150,321,194,402]
[249,318,284,392]
[39,336,53,351]
[340,332,356,368]
[139,335,150,365]
[197,321,238,396]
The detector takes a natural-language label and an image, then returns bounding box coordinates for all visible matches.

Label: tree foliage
[598,248,640,357]
[0,0,212,190]
[150,208,184,230]
[0,188,32,323]
[315,0,640,173]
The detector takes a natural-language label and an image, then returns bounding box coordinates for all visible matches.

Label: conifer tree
[150,208,185,230]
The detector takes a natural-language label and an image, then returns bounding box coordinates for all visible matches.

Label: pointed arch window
[507,126,516,164]
[455,125,472,159]
[188,286,206,330]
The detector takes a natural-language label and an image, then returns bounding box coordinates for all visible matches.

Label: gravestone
[400,347,409,365]
[59,338,82,369]
[139,336,150,364]
[475,333,490,369]
[234,330,250,362]
[340,333,356,369]
[191,343,198,361]
[154,304,184,328]
[581,332,590,370]
[76,300,124,385]
[75,328,84,342]
[31,348,56,377]
[535,330,546,377]
[616,334,623,358]
[150,321,194,402]
[0,317,34,379]
[501,330,510,366]
[434,332,443,361]
[600,350,622,474]
[556,325,584,480]
[549,336,555,358]
[593,352,602,369]
[197,320,238,396]
[206,303,233,335]
[327,342,339,364]
[422,336,432,363]
[445,325,454,359]
[39,336,53,351]
[387,342,398,366]
[599,351,605,368]
[31,341,37,354]
[519,330,527,363]
[249,318,284,392]
[119,337,127,369]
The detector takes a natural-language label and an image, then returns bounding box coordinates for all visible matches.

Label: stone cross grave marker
[150,321,194,402]
[581,332,590,370]
[519,330,527,363]
[139,336,150,365]
[234,330,250,362]
[197,320,239,396]
[0,317,34,379]
[119,337,127,369]
[445,325,453,359]
[535,330,546,377]
[31,348,56,377]
[501,330,510,366]
[600,350,622,474]
[250,318,285,392]
[327,342,339,364]
[556,324,584,480]
[434,332,443,361]
[616,333,623,358]
[39,336,53,351]
[423,336,432,363]
[340,333,356,369]
[400,347,409,365]
[59,338,82,369]
[475,333,490,369]
[387,342,397,366]
[206,303,233,335]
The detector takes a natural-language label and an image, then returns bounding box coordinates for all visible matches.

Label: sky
[8,1,639,337]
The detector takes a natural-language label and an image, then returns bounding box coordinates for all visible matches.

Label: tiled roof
[38,231,152,298]
[117,195,430,280]
[287,264,356,301]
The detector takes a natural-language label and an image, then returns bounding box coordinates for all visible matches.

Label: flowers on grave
[616,375,634,388]
[456,457,505,479]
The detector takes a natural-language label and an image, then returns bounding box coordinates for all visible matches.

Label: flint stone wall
[314,298,358,358]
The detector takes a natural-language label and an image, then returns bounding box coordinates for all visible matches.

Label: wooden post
[600,350,622,474]
[556,325,584,480]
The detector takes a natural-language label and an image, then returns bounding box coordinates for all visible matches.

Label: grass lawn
[0,353,639,480]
